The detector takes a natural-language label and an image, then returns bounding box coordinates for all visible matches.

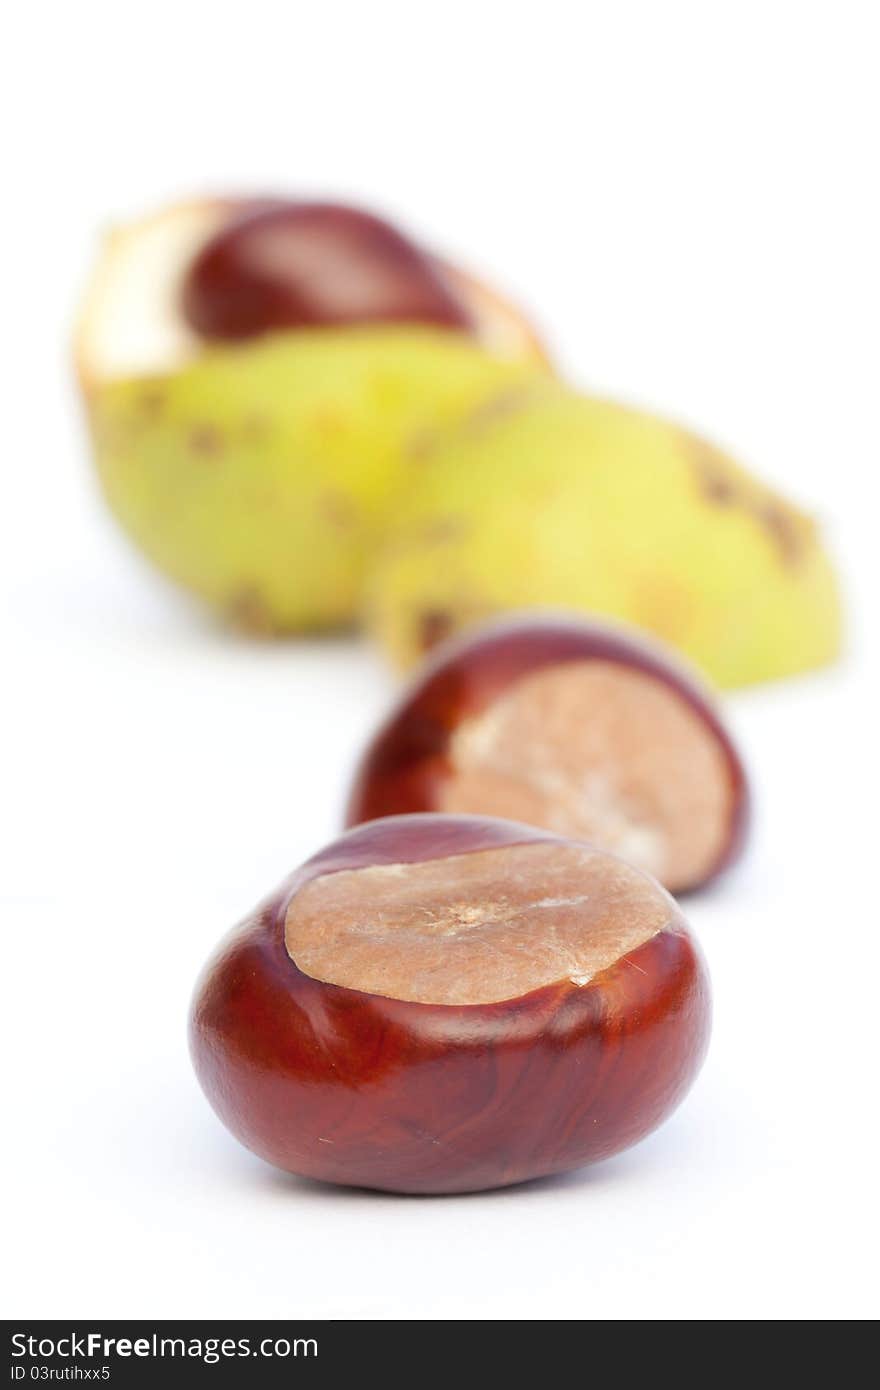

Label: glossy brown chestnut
[346,617,749,895]
[75,197,547,386]
[182,200,475,341]
[190,814,711,1194]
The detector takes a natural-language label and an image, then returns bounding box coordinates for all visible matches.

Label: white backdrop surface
[2,0,878,1320]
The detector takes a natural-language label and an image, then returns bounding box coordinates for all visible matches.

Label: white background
[2,1,878,1321]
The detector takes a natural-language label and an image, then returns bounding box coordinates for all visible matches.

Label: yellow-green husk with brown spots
[85,327,544,631]
[365,388,842,688]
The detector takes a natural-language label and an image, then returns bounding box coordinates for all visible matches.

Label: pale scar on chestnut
[439,660,735,891]
[284,840,675,1006]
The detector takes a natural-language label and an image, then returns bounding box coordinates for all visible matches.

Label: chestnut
[190,814,711,1194]
[346,617,749,895]
[182,200,475,341]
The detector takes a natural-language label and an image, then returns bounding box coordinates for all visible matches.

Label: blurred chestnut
[346,616,749,894]
[190,814,711,1194]
[178,199,545,358]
